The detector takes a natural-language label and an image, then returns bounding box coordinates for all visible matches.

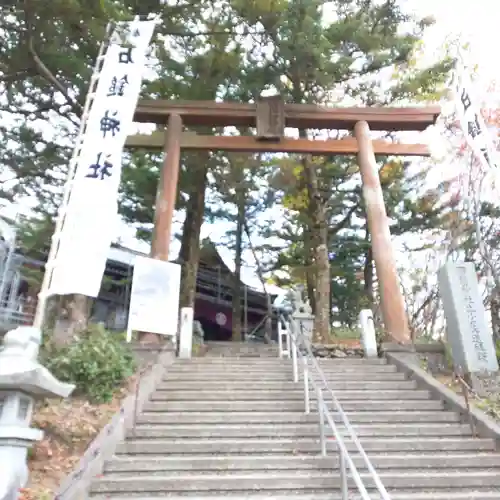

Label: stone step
[127,423,471,439]
[116,437,495,455]
[204,342,277,347]
[149,389,431,401]
[90,470,500,494]
[90,491,500,500]
[157,380,417,391]
[204,347,279,350]
[307,371,408,381]
[203,356,280,359]
[142,399,443,412]
[204,343,277,351]
[165,364,396,373]
[202,356,281,359]
[105,452,500,473]
[203,351,280,358]
[204,355,280,358]
[163,371,407,381]
[137,410,461,425]
[178,358,387,365]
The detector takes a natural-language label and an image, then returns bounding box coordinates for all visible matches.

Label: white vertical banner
[453,69,499,172]
[48,19,156,297]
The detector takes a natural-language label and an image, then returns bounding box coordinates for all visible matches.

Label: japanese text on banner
[454,70,498,172]
[48,20,156,297]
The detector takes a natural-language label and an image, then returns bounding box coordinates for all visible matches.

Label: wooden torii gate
[126,97,439,344]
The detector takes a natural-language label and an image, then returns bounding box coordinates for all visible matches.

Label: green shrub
[375,327,386,346]
[41,324,135,403]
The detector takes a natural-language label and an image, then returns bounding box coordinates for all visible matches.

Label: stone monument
[438,261,499,391]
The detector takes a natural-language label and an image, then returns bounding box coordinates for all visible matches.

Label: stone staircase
[89,345,500,499]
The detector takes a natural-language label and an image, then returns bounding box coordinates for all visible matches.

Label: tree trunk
[232,189,245,341]
[52,293,90,346]
[303,222,317,314]
[491,285,500,344]
[178,158,209,310]
[300,150,330,344]
[295,120,330,341]
[314,242,330,343]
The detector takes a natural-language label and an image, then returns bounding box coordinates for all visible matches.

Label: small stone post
[178,307,194,359]
[359,309,378,357]
[278,317,290,358]
[0,326,75,500]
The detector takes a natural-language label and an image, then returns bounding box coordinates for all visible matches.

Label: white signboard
[127,256,181,341]
[438,262,498,373]
[48,19,156,297]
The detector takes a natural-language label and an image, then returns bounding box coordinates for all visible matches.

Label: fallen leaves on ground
[19,374,138,500]
[435,373,460,391]
[326,338,361,348]
[434,373,500,422]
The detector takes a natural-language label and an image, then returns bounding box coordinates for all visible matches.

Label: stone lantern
[0,326,75,500]
[290,288,314,343]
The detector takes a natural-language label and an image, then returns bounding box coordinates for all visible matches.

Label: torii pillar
[355,121,410,343]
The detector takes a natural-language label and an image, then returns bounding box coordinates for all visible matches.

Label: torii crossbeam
[126,97,439,344]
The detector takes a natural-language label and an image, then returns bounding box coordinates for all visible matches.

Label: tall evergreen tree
[228,0,452,341]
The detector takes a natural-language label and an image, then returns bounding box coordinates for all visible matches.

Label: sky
[2,0,500,293]
[410,0,500,77]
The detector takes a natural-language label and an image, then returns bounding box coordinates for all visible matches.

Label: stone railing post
[0,326,75,500]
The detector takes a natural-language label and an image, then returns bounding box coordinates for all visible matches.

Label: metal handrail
[281,312,392,500]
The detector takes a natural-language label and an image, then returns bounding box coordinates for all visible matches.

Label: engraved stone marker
[438,262,498,374]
